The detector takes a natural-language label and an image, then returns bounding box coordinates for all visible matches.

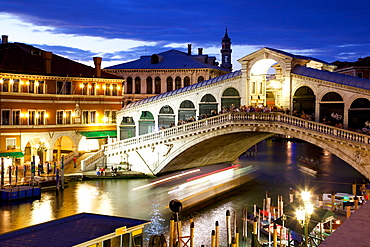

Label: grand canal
[0,139,367,246]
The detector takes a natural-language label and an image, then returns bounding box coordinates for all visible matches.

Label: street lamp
[296,191,313,247]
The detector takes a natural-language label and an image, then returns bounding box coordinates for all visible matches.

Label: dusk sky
[2,0,370,70]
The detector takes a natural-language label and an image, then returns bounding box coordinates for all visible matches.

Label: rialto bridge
[82,48,370,179]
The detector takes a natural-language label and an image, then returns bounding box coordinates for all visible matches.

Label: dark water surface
[0,140,366,246]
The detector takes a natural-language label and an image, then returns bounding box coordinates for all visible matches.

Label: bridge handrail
[81,149,105,171]
[102,112,370,155]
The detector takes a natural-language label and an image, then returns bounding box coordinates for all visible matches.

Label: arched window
[198,76,205,83]
[166,77,173,92]
[221,87,240,108]
[146,77,153,94]
[155,77,161,94]
[126,77,133,94]
[175,77,182,89]
[158,105,175,128]
[321,92,343,101]
[135,77,141,94]
[184,77,191,87]
[199,94,218,116]
[179,100,196,121]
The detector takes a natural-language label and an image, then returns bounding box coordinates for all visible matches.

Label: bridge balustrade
[82,112,370,171]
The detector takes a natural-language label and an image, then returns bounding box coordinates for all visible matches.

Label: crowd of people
[159,104,370,135]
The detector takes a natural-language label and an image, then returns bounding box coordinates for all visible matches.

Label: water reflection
[0,139,367,247]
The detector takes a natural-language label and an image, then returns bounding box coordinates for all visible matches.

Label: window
[90,111,97,123]
[175,77,182,90]
[105,83,111,96]
[104,110,116,123]
[252,82,256,94]
[82,110,89,124]
[198,76,204,83]
[166,77,173,92]
[112,84,118,96]
[6,138,16,150]
[82,83,88,95]
[126,77,133,94]
[2,78,9,92]
[155,77,161,94]
[259,82,263,94]
[37,81,45,94]
[12,79,19,92]
[56,111,64,124]
[135,77,141,94]
[184,77,190,87]
[357,72,363,78]
[104,110,111,123]
[28,110,36,125]
[146,77,153,94]
[57,81,72,94]
[28,80,35,93]
[12,110,21,125]
[1,110,10,125]
[112,110,117,122]
[37,110,46,125]
[91,83,97,95]
[65,110,72,124]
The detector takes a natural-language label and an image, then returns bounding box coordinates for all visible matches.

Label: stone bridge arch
[156,120,370,177]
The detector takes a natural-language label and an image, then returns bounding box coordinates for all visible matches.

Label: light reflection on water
[0,140,367,247]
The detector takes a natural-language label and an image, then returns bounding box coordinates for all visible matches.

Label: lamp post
[296,191,313,247]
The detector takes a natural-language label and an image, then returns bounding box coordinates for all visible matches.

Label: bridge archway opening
[139,111,155,135]
[179,100,196,122]
[250,59,282,106]
[320,92,344,125]
[158,105,175,129]
[221,87,241,108]
[349,98,370,130]
[120,117,136,139]
[293,86,315,116]
[199,94,218,117]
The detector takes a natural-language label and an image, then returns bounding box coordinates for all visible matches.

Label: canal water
[0,139,367,246]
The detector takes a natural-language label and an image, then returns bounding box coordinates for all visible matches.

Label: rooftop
[0,212,149,247]
[292,65,370,90]
[104,49,229,72]
[0,42,121,79]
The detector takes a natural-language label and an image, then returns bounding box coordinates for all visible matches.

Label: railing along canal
[83,112,370,170]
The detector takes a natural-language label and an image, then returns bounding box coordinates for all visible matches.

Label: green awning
[79,130,117,139]
[0,152,24,158]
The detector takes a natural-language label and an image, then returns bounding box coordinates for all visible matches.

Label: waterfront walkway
[319,201,370,247]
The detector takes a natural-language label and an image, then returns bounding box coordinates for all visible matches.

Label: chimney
[42,51,52,74]
[93,57,102,77]
[2,35,8,44]
[188,44,192,55]
[198,48,203,55]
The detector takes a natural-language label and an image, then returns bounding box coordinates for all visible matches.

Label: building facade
[0,35,123,167]
[103,30,232,107]
[333,56,370,79]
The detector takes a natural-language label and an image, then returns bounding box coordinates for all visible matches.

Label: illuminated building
[103,30,232,106]
[0,35,123,166]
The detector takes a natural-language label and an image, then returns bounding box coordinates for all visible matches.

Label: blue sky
[2,0,370,70]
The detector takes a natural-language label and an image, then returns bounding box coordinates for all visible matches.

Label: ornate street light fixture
[296,191,314,247]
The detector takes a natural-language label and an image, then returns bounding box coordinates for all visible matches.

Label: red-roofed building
[0,35,124,172]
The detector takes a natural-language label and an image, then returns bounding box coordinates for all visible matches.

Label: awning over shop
[79,130,117,139]
[0,152,24,158]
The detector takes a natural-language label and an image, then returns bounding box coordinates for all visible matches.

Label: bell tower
[221,28,232,71]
